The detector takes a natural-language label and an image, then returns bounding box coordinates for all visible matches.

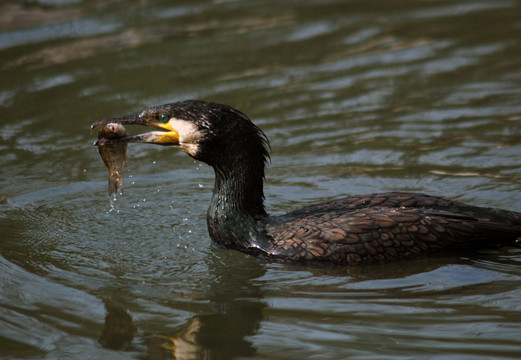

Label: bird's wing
[265,206,521,264]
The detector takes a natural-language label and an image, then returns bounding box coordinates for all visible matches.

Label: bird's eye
[159,114,169,123]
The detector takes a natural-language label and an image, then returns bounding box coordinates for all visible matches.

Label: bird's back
[264,192,521,264]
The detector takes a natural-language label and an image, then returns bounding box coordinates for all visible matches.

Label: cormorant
[91,100,521,265]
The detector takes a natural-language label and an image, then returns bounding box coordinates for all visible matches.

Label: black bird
[91,100,521,265]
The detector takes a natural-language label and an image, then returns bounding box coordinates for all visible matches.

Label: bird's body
[263,192,521,264]
[92,100,521,265]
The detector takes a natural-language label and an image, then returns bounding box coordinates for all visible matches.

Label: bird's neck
[207,159,267,250]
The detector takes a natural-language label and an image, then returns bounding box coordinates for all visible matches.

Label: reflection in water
[99,253,266,360]
[99,300,135,351]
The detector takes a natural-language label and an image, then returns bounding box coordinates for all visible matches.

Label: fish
[95,123,127,196]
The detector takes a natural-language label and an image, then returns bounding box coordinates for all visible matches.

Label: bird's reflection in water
[145,305,262,360]
[98,300,135,351]
[145,318,202,360]
[98,252,266,359]
[96,247,503,358]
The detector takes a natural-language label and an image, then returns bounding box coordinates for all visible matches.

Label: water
[1,0,521,358]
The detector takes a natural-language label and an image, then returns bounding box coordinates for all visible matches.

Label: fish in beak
[91,113,180,147]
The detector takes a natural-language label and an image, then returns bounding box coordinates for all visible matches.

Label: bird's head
[91,100,270,168]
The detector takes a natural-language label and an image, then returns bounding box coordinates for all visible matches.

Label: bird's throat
[206,165,267,249]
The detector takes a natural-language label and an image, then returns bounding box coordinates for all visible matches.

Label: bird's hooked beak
[91,114,180,146]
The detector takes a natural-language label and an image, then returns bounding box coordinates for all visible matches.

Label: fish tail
[108,173,124,196]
